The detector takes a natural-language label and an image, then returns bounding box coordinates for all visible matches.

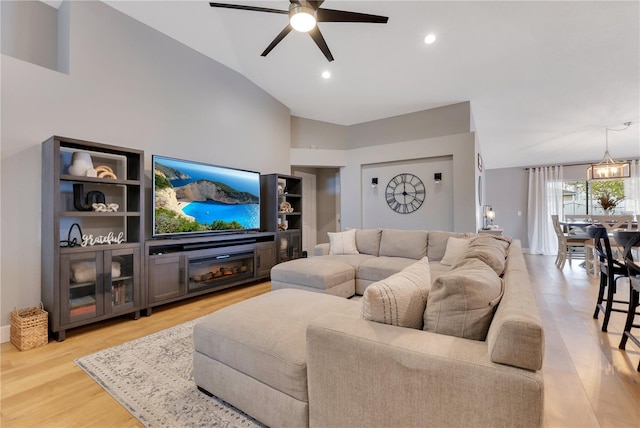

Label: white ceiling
[99,0,639,169]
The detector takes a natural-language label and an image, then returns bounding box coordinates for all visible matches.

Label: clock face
[385,173,425,214]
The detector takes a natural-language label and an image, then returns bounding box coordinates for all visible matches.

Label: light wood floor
[1,256,639,427]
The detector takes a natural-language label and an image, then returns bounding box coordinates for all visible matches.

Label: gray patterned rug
[75,319,264,428]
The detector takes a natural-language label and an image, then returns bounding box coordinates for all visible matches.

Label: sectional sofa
[193,229,545,428]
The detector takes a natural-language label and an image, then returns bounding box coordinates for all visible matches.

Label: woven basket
[10,304,48,351]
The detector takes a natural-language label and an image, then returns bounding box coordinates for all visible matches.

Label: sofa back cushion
[379,229,428,260]
[355,229,382,256]
[361,257,431,329]
[426,231,469,261]
[455,236,509,276]
[424,258,504,340]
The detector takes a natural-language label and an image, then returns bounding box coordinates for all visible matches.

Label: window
[563,179,629,215]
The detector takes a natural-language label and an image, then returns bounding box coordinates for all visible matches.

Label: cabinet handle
[257,255,261,267]
[179,268,184,285]
[216,255,230,259]
[105,272,112,292]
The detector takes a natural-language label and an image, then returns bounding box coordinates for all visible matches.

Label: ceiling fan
[209,1,389,62]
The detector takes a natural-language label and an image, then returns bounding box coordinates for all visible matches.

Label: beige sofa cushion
[355,228,382,256]
[426,231,469,261]
[487,240,545,371]
[379,229,427,260]
[456,235,509,276]
[440,237,470,266]
[361,257,431,329]
[357,256,418,283]
[328,229,359,255]
[424,258,504,340]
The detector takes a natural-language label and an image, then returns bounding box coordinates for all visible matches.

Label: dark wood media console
[145,232,276,313]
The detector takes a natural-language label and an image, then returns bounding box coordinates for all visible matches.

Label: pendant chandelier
[587,122,632,180]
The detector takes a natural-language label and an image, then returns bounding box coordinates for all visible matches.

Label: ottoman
[270,258,356,298]
[193,289,360,428]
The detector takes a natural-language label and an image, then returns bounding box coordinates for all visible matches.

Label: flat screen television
[152,155,261,237]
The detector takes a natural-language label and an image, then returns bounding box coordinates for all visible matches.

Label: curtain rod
[523,157,639,170]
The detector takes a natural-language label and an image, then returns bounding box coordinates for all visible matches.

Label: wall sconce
[434,173,442,183]
[371,177,378,188]
[483,205,495,229]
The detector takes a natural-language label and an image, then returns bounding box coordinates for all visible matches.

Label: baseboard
[1,324,10,343]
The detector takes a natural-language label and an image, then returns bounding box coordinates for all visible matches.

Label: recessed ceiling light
[424,33,437,44]
[322,71,331,79]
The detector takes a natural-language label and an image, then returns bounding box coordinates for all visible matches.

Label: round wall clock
[385,173,425,214]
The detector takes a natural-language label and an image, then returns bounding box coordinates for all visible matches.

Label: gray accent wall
[0,1,290,331]
[485,167,529,248]
[292,102,478,233]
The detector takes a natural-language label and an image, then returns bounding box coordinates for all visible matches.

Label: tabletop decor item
[597,191,623,213]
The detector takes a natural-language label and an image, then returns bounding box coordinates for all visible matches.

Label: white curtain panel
[527,166,564,255]
[623,160,640,217]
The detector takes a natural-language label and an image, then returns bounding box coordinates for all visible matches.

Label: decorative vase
[68,151,94,176]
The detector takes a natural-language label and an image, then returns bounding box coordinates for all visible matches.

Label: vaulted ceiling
[101,1,639,169]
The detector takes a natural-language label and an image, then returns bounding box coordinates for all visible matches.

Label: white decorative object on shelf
[279,201,293,213]
[68,151,94,176]
[92,203,119,212]
[81,232,125,247]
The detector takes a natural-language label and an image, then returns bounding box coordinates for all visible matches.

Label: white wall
[0,1,291,334]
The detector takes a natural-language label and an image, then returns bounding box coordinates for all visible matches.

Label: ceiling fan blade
[261,24,294,57]
[317,8,388,24]
[308,27,334,62]
[209,2,287,14]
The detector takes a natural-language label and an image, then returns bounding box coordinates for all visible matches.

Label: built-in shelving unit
[41,136,145,341]
[261,174,303,263]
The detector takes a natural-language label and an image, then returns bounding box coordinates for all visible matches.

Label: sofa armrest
[313,243,330,256]
[306,314,543,428]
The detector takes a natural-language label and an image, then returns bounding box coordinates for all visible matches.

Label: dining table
[560,220,638,234]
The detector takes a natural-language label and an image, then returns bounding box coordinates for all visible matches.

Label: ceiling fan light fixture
[289,4,316,32]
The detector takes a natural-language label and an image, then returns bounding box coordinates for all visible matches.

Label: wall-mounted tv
[152,155,261,237]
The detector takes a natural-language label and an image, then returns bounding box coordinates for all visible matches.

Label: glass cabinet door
[107,248,139,315]
[61,252,105,324]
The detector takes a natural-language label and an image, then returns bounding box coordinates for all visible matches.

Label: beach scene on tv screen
[153,157,260,235]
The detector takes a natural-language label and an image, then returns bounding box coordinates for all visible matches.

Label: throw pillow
[328,229,359,255]
[424,258,504,340]
[361,257,431,329]
[455,235,509,276]
[440,237,470,266]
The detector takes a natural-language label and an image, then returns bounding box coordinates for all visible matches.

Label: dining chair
[552,215,589,269]
[564,215,592,234]
[614,230,640,372]
[590,215,634,231]
[587,226,629,332]
[591,215,634,257]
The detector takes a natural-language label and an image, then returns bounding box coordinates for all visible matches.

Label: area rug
[75,318,264,428]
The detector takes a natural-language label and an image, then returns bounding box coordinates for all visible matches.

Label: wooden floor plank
[2,257,640,428]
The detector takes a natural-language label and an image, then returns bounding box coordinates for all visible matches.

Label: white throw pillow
[361,257,431,329]
[328,229,359,255]
[440,237,469,266]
